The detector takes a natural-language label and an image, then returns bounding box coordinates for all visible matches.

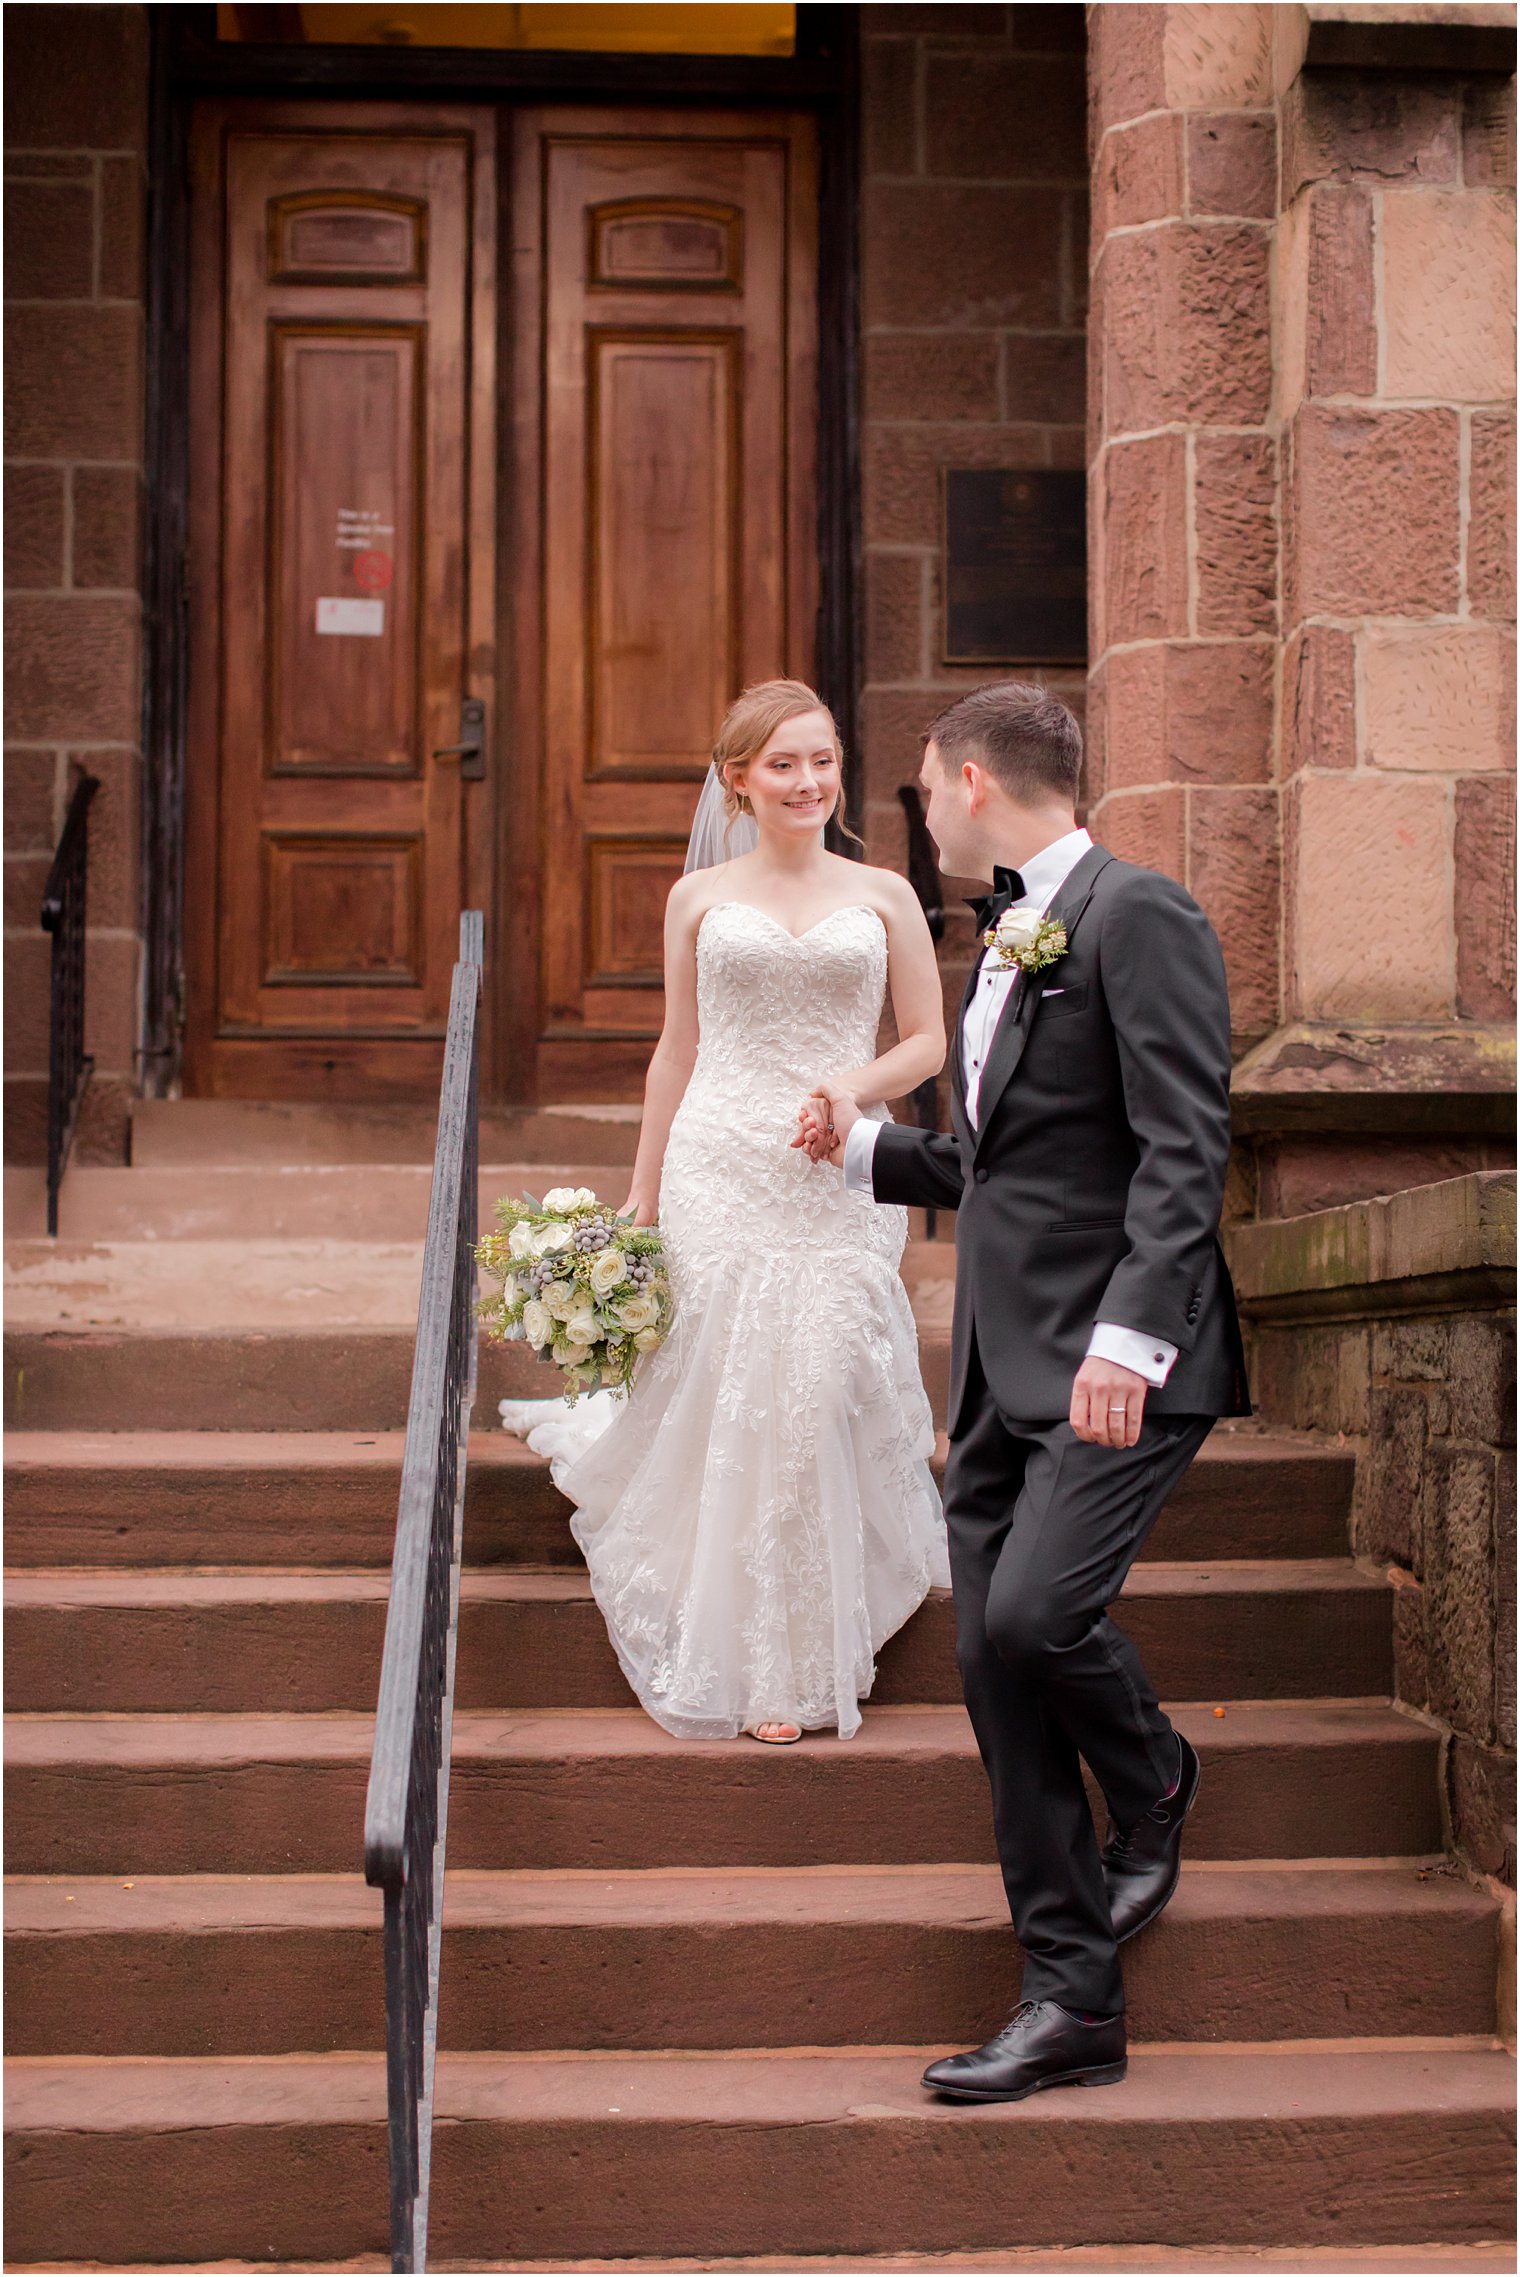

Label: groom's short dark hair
[926,681,1082,807]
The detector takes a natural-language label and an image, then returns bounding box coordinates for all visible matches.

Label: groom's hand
[792,1084,862,1167]
[1070,1355,1148,1449]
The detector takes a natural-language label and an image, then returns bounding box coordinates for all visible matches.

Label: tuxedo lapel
[970,843,1113,1155]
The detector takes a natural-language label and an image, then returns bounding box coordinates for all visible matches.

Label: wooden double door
[186,99,818,1101]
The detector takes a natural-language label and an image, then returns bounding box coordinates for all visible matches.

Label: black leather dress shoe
[921,2000,1127,2102]
[1102,1731,1201,1942]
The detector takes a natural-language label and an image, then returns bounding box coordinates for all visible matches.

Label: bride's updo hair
[713,678,844,822]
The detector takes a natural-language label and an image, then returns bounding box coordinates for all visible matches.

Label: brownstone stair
[4,1120,1513,2266]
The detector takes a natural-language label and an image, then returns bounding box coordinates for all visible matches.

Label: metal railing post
[41,773,101,1237]
[897,782,946,1238]
[365,910,484,2273]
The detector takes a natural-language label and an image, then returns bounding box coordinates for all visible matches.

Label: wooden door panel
[270,326,421,776]
[262,833,423,987]
[268,191,427,285]
[590,331,739,776]
[584,835,689,987]
[520,111,817,1099]
[187,103,495,1098]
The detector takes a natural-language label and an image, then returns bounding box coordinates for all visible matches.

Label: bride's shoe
[745,1722,803,1745]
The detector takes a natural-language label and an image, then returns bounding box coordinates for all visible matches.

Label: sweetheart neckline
[699,901,885,946]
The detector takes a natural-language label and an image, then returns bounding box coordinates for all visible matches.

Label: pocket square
[1043,987,1065,996]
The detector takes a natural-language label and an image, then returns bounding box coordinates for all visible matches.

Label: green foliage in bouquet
[476,1185,673,1403]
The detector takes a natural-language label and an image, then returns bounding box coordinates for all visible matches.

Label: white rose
[521,1298,552,1350]
[994,907,1042,952]
[507,1220,537,1261]
[557,1339,594,1369]
[634,1326,663,1353]
[588,1247,630,1297]
[497,1273,523,1309]
[533,1220,574,1256]
[541,1280,577,1321]
[540,1186,580,1212]
[615,1292,660,1334]
[563,1301,600,1344]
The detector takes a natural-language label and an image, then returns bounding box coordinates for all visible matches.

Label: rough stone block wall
[1236,1171,1518,1887]
[3,4,150,1165]
[1253,1302,1516,1885]
[1086,4,1517,1077]
[857,0,1090,1030]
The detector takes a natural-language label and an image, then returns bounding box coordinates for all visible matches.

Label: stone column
[1086,3,1282,1053]
[3,5,151,1165]
[1087,3,1516,1213]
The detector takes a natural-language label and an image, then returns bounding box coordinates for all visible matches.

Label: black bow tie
[967,865,1027,935]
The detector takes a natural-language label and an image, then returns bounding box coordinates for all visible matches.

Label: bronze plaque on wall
[942,469,1086,666]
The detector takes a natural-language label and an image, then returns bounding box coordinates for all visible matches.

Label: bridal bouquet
[476,1187,673,1402]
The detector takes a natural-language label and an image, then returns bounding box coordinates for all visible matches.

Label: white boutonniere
[984,906,1069,975]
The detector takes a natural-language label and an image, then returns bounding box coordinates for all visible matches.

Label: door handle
[433,698,487,781]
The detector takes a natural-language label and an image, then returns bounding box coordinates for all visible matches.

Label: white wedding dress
[500,900,947,1739]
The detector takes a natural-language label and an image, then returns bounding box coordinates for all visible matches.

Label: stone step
[4,1162,638,1243]
[5,2250,1518,2277]
[4,1561,1393,1715]
[4,1317,953,1429]
[5,2044,1512,2266]
[4,1862,1497,2058]
[3,1321,545,1430]
[2,1427,1355,1567]
[3,1703,1443,1877]
[128,1096,644,1168]
[8,2251,1514,2275]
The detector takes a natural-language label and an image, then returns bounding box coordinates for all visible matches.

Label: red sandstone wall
[1278,51,1516,1033]
[3,4,150,1165]
[856,2,1091,874]
[1086,4,1517,1071]
[1087,6,1286,1053]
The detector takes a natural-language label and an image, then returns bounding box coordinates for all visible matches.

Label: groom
[817,681,1249,2101]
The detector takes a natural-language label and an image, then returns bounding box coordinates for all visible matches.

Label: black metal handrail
[41,772,100,1237]
[897,781,945,949]
[364,910,483,2274]
[898,783,946,1235]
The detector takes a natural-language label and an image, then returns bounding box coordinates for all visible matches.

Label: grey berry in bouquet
[477,1186,673,1401]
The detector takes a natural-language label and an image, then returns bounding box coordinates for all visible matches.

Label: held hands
[1070,1355,1148,1449]
[618,1190,660,1227]
[791,1083,864,1168]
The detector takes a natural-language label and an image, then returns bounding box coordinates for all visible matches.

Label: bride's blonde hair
[713,678,858,840]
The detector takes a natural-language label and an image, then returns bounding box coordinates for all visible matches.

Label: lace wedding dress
[500,901,947,1739]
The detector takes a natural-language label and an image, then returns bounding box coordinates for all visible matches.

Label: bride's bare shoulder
[667,860,741,928]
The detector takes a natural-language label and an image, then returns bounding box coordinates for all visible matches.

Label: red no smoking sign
[353,550,394,593]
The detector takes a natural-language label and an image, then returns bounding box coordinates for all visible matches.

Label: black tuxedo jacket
[873,843,1251,1432]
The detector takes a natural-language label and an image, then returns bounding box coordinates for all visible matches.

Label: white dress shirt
[843,825,1178,1388]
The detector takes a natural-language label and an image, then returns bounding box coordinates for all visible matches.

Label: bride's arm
[819,873,946,1110]
[620,876,706,1225]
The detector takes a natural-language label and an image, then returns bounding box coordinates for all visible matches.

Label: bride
[499,679,949,1744]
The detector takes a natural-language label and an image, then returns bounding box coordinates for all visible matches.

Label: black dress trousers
[944,1340,1214,2017]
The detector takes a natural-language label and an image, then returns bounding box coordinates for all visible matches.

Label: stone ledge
[1230,1022,1516,1137]
[1227,1168,1517,1322]
[1305,3,1517,75]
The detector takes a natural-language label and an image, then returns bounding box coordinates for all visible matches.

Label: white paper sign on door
[315,596,385,636]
